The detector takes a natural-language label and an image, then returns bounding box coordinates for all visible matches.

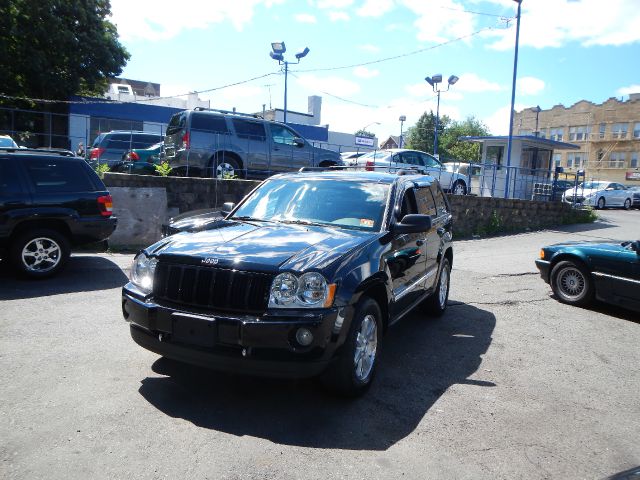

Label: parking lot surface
[1,210,638,480]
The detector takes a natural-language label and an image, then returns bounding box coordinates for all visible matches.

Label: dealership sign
[626,171,640,181]
[355,136,375,147]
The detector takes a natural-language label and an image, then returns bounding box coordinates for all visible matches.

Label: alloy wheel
[21,237,62,273]
[556,266,586,299]
[353,314,378,382]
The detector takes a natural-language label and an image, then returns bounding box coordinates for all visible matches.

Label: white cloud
[485,0,640,50]
[483,103,527,135]
[358,44,381,53]
[328,11,350,21]
[517,77,545,96]
[617,84,640,96]
[295,74,361,98]
[402,0,476,44]
[454,73,502,93]
[110,0,285,41]
[317,0,354,7]
[356,0,394,18]
[405,82,431,97]
[294,13,317,23]
[353,66,380,79]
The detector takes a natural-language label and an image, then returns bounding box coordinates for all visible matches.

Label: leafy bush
[94,163,110,179]
[154,161,172,176]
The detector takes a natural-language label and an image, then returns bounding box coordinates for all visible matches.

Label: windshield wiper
[278,219,331,227]
[231,216,274,223]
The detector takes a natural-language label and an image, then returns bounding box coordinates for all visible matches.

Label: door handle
[437,227,445,236]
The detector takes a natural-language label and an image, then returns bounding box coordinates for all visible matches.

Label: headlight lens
[131,253,158,293]
[269,272,335,308]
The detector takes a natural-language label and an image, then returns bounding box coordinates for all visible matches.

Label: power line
[437,5,515,19]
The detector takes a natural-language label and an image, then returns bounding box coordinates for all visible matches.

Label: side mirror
[633,240,640,255]
[221,202,235,216]
[392,214,432,234]
[293,138,305,148]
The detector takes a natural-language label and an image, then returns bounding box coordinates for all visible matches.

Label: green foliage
[405,111,450,154]
[220,170,238,180]
[0,0,130,101]
[154,161,172,177]
[94,163,110,179]
[439,117,490,162]
[354,129,375,138]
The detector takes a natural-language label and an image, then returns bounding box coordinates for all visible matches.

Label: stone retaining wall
[102,173,593,246]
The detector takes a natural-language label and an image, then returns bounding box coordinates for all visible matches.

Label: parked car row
[562,181,635,209]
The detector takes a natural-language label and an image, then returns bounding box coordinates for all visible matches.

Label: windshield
[580,181,608,189]
[232,178,389,231]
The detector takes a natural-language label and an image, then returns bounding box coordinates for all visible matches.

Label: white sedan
[353,149,470,195]
[562,181,633,209]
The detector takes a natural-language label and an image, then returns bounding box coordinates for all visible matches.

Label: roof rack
[0,147,76,157]
[193,107,264,119]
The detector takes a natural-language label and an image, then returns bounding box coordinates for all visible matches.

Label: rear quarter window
[23,158,96,193]
[430,183,450,217]
[166,113,186,135]
[232,119,266,141]
[190,113,229,134]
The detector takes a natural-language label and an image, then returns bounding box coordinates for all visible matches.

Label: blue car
[535,240,640,312]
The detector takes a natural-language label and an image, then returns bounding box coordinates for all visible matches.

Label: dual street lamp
[425,74,459,158]
[269,42,310,124]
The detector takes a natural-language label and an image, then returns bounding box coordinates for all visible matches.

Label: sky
[109,0,640,141]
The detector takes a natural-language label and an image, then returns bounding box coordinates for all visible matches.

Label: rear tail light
[182,132,190,149]
[97,195,113,217]
[89,147,105,159]
[128,151,139,161]
[365,160,375,171]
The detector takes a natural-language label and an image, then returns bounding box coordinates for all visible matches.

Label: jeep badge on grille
[201,258,219,265]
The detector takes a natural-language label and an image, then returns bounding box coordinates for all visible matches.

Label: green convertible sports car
[536,240,640,313]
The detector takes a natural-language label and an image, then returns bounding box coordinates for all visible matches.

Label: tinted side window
[232,120,266,141]
[271,124,298,145]
[397,187,418,219]
[0,160,23,195]
[400,152,421,166]
[420,153,441,168]
[166,113,186,134]
[430,183,449,217]
[191,113,229,134]
[23,158,95,193]
[414,187,437,216]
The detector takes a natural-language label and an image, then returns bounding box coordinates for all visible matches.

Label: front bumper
[535,259,551,283]
[122,284,350,378]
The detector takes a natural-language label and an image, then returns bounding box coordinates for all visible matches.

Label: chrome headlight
[130,253,158,294]
[269,272,336,308]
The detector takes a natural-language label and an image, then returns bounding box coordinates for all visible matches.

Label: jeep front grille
[153,262,274,314]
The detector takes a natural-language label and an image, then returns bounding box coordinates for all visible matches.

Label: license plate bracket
[171,314,216,347]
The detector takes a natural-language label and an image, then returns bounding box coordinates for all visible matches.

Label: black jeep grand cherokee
[122,170,453,395]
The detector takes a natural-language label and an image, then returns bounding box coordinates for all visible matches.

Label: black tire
[211,155,243,179]
[623,198,631,210]
[597,197,605,209]
[452,180,467,195]
[550,260,594,307]
[9,229,70,279]
[422,258,451,317]
[321,297,382,397]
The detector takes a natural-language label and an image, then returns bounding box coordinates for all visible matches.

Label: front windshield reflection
[232,178,389,231]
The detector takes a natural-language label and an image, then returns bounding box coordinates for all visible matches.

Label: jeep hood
[152,220,376,272]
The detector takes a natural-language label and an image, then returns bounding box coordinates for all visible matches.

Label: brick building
[513,94,640,183]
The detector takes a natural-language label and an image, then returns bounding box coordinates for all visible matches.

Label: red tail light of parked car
[89,147,105,159]
[182,132,190,149]
[365,160,375,171]
[97,195,113,217]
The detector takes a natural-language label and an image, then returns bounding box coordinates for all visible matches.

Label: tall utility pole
[505,0,523,199]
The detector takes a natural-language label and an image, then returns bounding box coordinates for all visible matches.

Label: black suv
[122,170,453,396]
[164,108,342,178]
[0,149,117,278]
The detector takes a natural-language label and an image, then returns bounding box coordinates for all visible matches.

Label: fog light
[296,328,313,346]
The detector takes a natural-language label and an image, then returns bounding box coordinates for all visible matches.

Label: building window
[611,123,628,139]
[566,152,585,169]
[599,123,606,139]
[608,152,626,168]
[553,153,561,168]
[634,123,640,138]
[538,129,547,139]
[518,129,532,136]
[549,128,564,141]
[631,152,638,168]
[569,125,590,141]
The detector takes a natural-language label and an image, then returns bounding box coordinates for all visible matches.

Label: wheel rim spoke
[353,314,377,382]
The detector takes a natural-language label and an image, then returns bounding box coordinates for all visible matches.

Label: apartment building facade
[513,94,640,183]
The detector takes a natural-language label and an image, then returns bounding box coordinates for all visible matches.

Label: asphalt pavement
[0,209,638,480]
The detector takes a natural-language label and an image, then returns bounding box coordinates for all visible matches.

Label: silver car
[353,149,469,194]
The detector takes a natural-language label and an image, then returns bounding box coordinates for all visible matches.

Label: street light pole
[399,115,406,148]
[270,42,310,124]
[425,74,459,158]
[505,0,523,198]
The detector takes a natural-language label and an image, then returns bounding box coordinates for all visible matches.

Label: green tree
[0,0,130,101]
[354,129,375,138]
[439,116,490,162]
[405,110,450,155]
